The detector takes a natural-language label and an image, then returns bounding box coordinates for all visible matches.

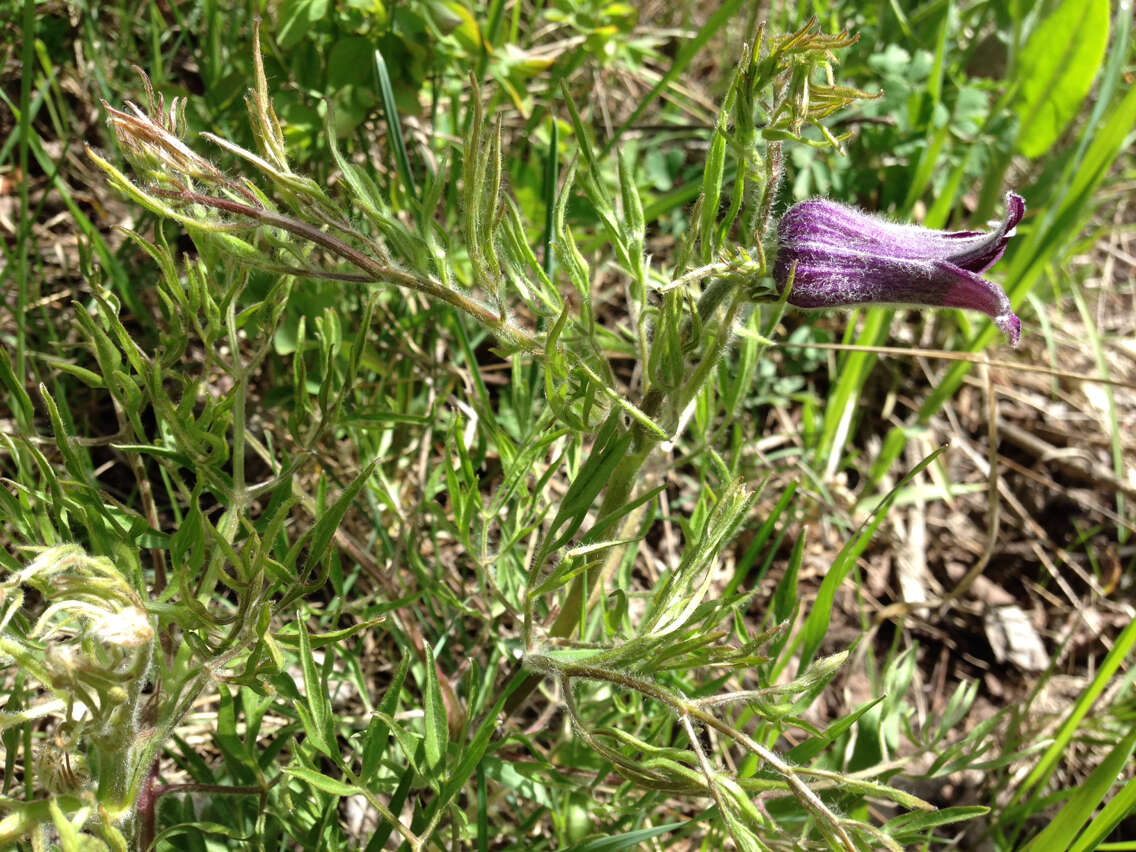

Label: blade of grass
[1069,769,1136,852]
[795,445,947,673]
[562,821,693,851]
[374,48,419,203]
[816,309,889,472]
[1010,617,1136,813]
[866,10,1134,480]
[16,0,37,385]
[1071,283,1127,542]
[600,0,749,157]
[1021,728,1136,852]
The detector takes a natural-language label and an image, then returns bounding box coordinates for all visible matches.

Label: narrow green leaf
[157,821,256,843]
[39,384,87,480]
[772,531,804,625]
[285,766,360,798]
[296,618,332,758]
[541,115,558,280]
[726,482,796,598]
[274,616,390,650]
[559,85,601,189]
[0,344,38,424]
[284,461,376,579]
[215,685,253,778]
[817,309,888,468]
[541,416,634,556]
[422,644,448,776]
[373,49,418,201]
[326,105,386,221]
[797,446,946,671]
[48,798,80,850]
[1015,617,1136,804]
[1022,728,1136,852]
[787,696,884,764]
[883,806,989,838]
[562,821,691,851]
[293,699,329,758]
[362,656,410,779]
[368,753,421,849]
[419,672,525,827]
[699,120,728,263]
[1069,767,1136,852]
[476,761,489,852]
[813,774,932,812]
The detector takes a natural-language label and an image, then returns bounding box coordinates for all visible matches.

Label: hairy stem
[158,190,540,352]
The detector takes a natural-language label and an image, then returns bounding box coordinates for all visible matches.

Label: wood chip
[983,605,1049,672]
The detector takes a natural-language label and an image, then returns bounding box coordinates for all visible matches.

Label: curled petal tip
[995,312,1022,348]
[1005,192,1026,230]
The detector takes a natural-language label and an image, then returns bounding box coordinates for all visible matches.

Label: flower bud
[774,193,1025,345]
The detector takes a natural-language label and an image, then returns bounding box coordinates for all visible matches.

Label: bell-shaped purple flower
[773,193,1025,346]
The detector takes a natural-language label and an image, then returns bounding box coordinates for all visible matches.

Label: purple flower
[773,193,1025,346]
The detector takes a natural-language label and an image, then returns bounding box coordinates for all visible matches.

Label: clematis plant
[774,192,1025,345]
[12,13,1023,852]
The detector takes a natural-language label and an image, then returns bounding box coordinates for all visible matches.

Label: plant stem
[532,655,856,852]
[135,758,161,852]
[505,414,659,716]
[161,190,540,352]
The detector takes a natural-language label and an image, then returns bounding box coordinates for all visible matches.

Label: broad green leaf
[1014,0,1109,158]
[428,1,482,51]
[328,37,374,88]
[276,0,328,50]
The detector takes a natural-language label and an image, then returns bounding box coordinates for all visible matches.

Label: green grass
[1,1,1134,850]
